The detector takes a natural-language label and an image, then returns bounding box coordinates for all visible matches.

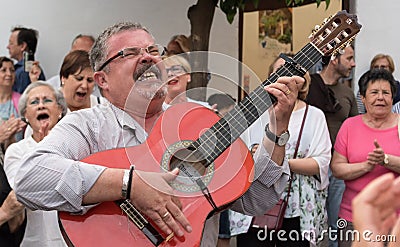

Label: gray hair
[19,81,68,118]
[90,22,152,72]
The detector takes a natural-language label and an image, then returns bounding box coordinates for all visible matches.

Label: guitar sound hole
[169,148,207,185]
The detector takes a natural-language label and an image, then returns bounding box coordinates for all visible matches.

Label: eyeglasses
[97,44,165,71]
[166,65,186,76]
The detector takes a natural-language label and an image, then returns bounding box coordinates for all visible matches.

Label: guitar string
[122,201,166,240]
[124,201,148,229]
[122,203,141,241]
[122,202,145,233]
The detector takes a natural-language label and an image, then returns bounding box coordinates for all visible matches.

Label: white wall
[0,0,239,97]
[353,0,400,92]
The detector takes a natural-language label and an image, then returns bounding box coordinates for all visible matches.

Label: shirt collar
[15,59,23,68]
[106,99,148,143]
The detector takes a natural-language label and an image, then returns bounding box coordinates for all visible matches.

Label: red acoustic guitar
[59,11,361,247]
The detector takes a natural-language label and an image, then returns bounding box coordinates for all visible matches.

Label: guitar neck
[191,43,323,165]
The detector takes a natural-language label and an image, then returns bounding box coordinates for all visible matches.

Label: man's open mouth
[138,72,158,82]
[136,64,162,82]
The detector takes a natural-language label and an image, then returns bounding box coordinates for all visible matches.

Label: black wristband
[126,165,135,201]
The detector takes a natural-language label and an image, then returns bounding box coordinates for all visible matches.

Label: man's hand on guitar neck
[263,76,304,166]
[131,168,192,237]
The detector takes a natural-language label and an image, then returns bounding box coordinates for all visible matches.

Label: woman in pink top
[331,69,400,247]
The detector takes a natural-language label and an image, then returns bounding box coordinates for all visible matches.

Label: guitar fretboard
[191,43,322,166]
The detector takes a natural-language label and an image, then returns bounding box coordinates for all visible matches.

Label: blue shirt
[13,60,46,94]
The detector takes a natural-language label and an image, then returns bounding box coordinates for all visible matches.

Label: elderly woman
[4,81,68,246]
[60,50,102,111]
[331,69,400,247]
[0,57,26,153]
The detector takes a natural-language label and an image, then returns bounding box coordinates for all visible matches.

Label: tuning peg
[309,24,321,38]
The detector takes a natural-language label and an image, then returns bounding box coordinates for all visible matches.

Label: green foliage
[219,0,260,23]
[286,0,330,8]
[259,9,292,43]
[278,29,292,43]
[277,34,291,43]
[218,0,330,24]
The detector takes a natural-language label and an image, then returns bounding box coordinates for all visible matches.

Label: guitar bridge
[119,200,166,246]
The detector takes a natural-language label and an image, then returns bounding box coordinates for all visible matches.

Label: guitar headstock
[309,10,362,57]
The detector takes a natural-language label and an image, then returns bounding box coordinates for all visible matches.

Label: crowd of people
[0,21,398,247]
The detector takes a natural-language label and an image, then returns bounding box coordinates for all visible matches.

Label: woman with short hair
[331,69,400,247]
[4,82,68,246]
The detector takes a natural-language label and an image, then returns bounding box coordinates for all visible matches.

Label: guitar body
[59,102,254,247]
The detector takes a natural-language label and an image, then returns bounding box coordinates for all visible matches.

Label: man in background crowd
[7,26,45,93]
